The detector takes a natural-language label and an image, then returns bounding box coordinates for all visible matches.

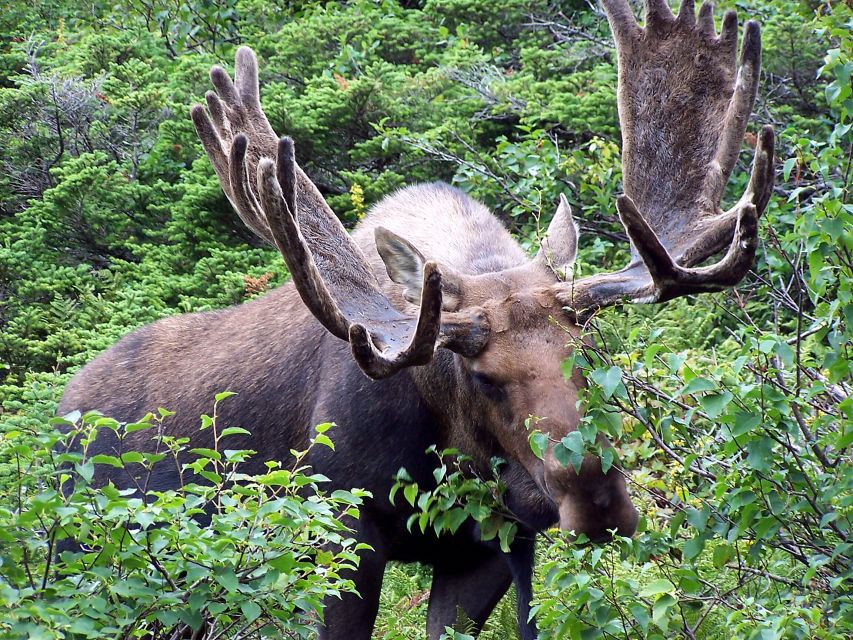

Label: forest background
[0,0,850,638]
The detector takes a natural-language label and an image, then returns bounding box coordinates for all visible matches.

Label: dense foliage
[0,0,850,638]
[1,395,367,638]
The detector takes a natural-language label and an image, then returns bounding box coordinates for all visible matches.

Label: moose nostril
[593,494,612,510]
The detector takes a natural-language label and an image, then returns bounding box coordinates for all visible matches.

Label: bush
[0,395,369,639]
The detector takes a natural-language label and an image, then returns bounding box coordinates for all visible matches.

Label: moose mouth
[534,453,640,543]
[556,503,640,545]
[546,489,640,544]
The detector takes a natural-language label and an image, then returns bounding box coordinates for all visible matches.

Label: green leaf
[640,579,675,597]
[592,366,623,399]
[561,431,585,454]
[315,422,334,434]
[552,442,571,468]
[125,421,153,434]
[667,353,687,374]
[700,392,732,419]
[712,543,734,568]
[529,431,549,460]
[758,339,776,354]
[498,521,517,553]
[683,535,705,561]
[678,377,716,396]
[268,553,295,573]
[783,157,798,182]
[685,506,709,532]
[220,427,251,438]
[215,569,239,593]
[59,410,82,424]
[214,391,237,403]
[313,434,335,450]
[120,451,144,464]
[774,341,795,367]
[746,437,774,472]
[652,593,677,633]
[600,448,615,474]
[446,509,468,533]
[135,510,157,529]
[91,454,123,468]
[403,483,419,507]
[240,600,262,623]
[177,608,204,631]
[630,604,650,633]
[731,412,761,437]
[189,448,221,460]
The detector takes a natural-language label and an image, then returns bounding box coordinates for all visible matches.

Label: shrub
[0,395,369,639]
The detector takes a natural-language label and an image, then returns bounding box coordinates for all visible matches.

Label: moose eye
[472,372,504,399]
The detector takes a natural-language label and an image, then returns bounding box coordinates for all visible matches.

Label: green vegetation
[1,396,368,638]
[1,0,850,638]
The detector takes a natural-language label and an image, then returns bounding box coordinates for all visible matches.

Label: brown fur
[59,182,636,640]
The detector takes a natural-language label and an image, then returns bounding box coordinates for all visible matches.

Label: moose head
[190,0,774,544]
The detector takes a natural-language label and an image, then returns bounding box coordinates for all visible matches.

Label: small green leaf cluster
[0,395,369,639]
[390,447,518,553]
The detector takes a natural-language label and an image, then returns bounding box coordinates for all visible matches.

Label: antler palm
[604,0,774,263]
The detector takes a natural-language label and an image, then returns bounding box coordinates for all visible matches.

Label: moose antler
[191,48,487,378]
[557,0,775,316]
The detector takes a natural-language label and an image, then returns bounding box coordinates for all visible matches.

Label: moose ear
[535,194,579,277]
[375,227,427,304]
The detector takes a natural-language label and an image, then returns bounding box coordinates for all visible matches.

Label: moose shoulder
[58,1,775,638]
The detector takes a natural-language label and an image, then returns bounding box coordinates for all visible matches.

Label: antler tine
[349,262,444,379]
[676,0,695,23]
[717,11,739,57]
[750,125,776,215]
[234,46,261,108]
[645,0,675,28]
[276,132,298,216]
[191,103,229,184]
[254,139,357,341]
[600,0,642,44]
[229,134,274,241]
[680,124,775,267]
[708,20,762,203]
[204,91,230,140]
[256,138,450,379]
[697,2,715,35]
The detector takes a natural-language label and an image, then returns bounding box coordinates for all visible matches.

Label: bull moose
[58,0,775,637]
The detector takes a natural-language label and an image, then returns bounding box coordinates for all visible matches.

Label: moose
[58,0,774,637]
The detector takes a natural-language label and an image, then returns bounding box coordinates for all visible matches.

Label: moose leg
[426,550,512,639]
[319,519,388,640]
[505,534,537,640]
